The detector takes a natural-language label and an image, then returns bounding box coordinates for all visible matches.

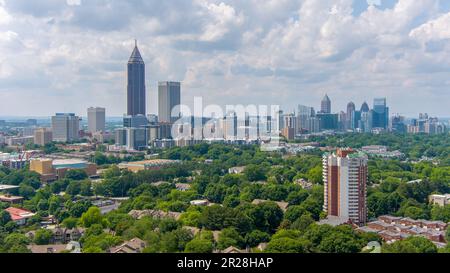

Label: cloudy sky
[1,0,450,117]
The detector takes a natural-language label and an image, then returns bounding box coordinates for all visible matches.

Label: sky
[0,0,450,118]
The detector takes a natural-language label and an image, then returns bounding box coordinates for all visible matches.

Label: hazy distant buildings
[346,102,356,130]
[114,127,148,151]
[51,113,80,143]
[158,81,181,123]
[123,115,148,129]
[372,98,389,130]
[26,119,38,126]
[390,115,407,133]
[323,149,368,226]
[115,128,127,146]
[317,113,338,131]
[127,128,148,151]
[127,41,146,117]
[297,105,315,134]
[34,128,53,146]
[87,107,106,134]
[407,114,446,134]
[321,94,331,114]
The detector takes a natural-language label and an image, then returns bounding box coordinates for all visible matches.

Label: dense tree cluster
[0,136,449,253]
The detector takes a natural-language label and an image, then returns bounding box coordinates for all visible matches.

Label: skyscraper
[323,149,368,226]
[321,94,331,114]
[158,81,181,123]
[360,102,369,113]
[297,105,315,133]
[34,128,53,146]
[51,113,80,142]
[127,40,146,116]
[373,98,389,129]
[346,102,356,130]
[87,107,106,134]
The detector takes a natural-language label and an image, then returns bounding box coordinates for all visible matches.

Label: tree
[307,166,323,184]
[159,218,180,233]
[68,201,92,217]
[185,239,214,253]
[291,214,314,232]
[80,207,107,228]
[3,233,30,251]
[382,237,438,253]
[0,210,11,226]
[160,229,193,253]
[431,205,450,222]
[199,205,235,231]
[284,206,307,222]
[19,184,35,199]
[180,209,202,227]
[265,237,311,253]
[249,202,284,233]
[66,181,81,196]
[244,164,267,182]
[286,190,309,206]
[65,169,88,180]
[245,230,270,248]
[218,228,245,250]
[318,232,362,253]
[80,180,93,196]
[62,217,79,229]
[34,229,54,245]
[403,206,425,220]
[83,246,103,253]
[204,183,227,203]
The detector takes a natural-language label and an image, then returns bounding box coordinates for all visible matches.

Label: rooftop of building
[0,195,24,201]
[27,244,68,254]
[318,216,353,227]
[5,207,36,221]
[119,159,180,166]
[0,185,20,191]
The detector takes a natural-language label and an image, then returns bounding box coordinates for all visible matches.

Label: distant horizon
[1,114,450,121]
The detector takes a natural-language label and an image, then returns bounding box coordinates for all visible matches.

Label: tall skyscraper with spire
[127,40,146,116]
[321,94,331,114]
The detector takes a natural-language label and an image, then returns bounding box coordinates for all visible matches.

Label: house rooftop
[5,207,36,221]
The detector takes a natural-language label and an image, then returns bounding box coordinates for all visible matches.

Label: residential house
[109,238,147,253]
[4,207,36,226]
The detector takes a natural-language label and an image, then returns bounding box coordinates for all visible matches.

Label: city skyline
[1,1,450,117]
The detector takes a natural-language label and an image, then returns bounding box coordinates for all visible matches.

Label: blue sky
[0,0,450,117]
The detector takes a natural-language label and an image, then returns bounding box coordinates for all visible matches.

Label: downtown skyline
[1,0,450,117]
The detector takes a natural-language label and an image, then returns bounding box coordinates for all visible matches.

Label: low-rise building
[109,238,147,254]
[128,209,182,221]
[215,246,250,254]
[0,194,24,204]
[27,244,68,254]
[6,136,34,146]
[294,178,313,190]
[228,166,246,174]
[176,183,192,192]
[30,158,97,182]
[359,216,448,245]
[4,207,36,226]
[429,194,450,207]
[118,159,180,173]
[190,200,210,206]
